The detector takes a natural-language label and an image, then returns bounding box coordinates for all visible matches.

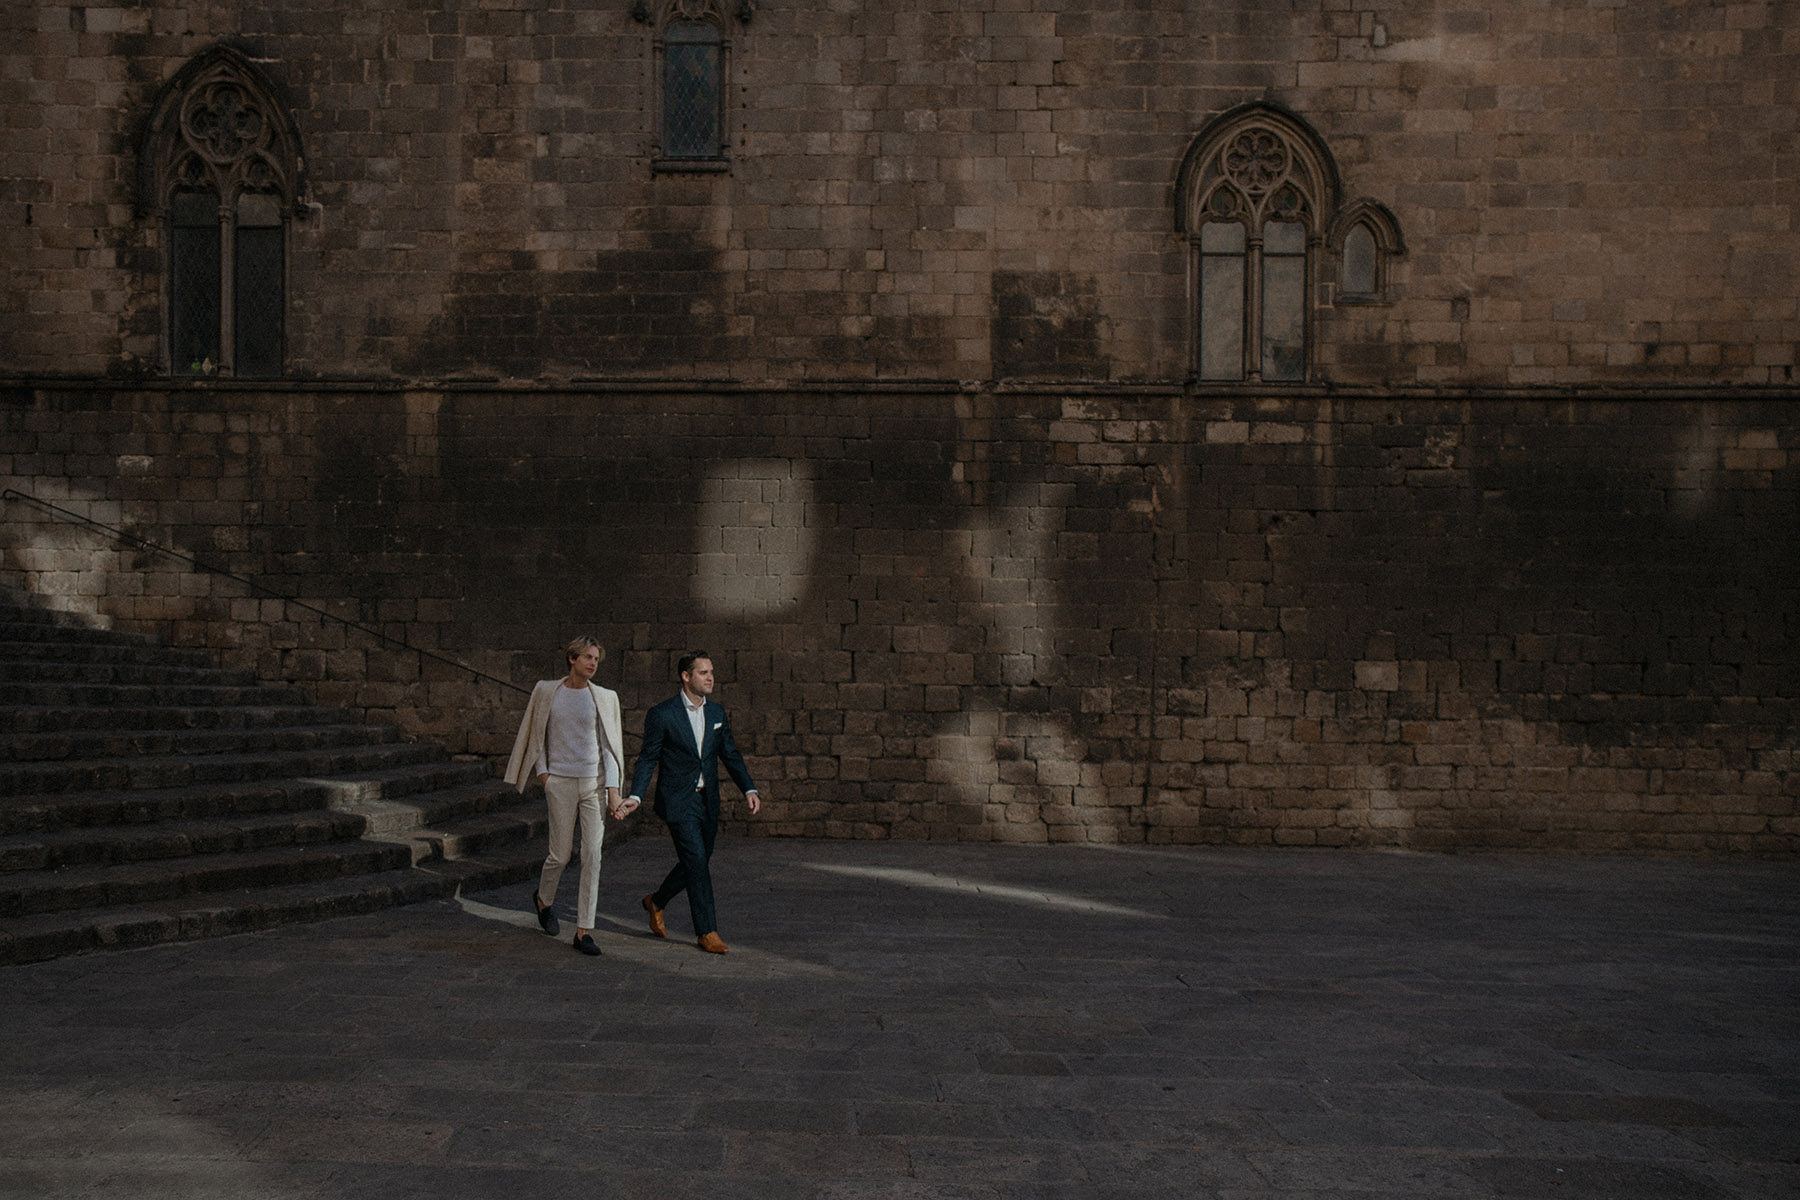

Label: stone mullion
[1305,231,1324,383]
[1245,230,1264,383]
[216,203,236,376]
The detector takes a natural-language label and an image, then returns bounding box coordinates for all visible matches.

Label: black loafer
[572,933,601,956]
[533,895,560,937]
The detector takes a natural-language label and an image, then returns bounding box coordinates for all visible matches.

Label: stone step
[0,760,493,835]
[0,601,151,637]
[0,680,314,708]
[0,776,541,899]
[0,638,220,669]
[345,780,557,864]
[1,720,400,764]
[0,839,419,918]
[0,849,543,966]
[327,776,523,837]
[0,583,563,967]
[0,738,442,797]
[0,702,358,736]
[0,766,526,931]
[2,659,261,687]
[332,779,549,866]
[403,805,551,866]
[0,807,371,872]
[0,619,158,647]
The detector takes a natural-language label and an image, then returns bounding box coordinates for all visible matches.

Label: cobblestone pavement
[2,836,1795,1199]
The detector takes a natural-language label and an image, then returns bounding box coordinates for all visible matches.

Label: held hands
[597,791,757,816]
[608,789,640,820]
[537,776,639,819]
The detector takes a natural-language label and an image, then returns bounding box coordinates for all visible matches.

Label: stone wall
[3,382,1795,854]
[2,0,1797,386]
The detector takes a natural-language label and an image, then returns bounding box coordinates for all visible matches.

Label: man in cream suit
[627,651,759,954]
[504,635,635,956]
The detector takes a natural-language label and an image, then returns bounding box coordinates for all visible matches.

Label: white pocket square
[712,722,722,730]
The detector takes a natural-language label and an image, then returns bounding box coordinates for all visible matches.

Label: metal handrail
[3,487,529,695]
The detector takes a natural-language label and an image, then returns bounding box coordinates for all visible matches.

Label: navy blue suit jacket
[628,694,756,827]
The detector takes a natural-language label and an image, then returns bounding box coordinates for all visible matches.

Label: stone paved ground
[1,836,1795,1199]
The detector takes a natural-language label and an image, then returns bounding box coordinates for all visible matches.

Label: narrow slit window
[1341,224,1377,297]
[662,20,723,160]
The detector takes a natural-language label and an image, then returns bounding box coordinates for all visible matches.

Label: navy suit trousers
[653,814,719,936]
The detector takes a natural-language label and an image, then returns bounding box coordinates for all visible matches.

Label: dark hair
[678,651,711,677]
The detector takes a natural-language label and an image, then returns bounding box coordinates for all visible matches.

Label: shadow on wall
[3,393,1795,851]
[424,395,1799,849]
[0,473,525,753]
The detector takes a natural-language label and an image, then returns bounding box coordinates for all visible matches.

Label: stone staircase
[0,591,548,965]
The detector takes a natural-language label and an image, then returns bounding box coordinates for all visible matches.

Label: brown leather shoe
[696,931,729,954]
[641,893,666,939]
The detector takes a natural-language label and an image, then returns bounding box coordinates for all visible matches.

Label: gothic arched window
[141,47,305,377]
[1331,200,1405,304]
[1176,106,1339,383]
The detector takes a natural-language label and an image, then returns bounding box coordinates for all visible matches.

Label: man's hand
[745,790,761,817]
[609,792,641,819]
[537,773,548,787]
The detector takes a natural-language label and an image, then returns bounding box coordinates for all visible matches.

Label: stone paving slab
[0,837,1795,1199]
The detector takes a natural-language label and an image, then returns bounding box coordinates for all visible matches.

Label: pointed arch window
[1331,201,1405,304]
[1342,225,1379,295]
[1177,106,1339,383]
[141,47,305,377]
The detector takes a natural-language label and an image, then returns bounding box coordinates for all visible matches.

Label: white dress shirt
[628,689,756,803]
[682,690,706,789]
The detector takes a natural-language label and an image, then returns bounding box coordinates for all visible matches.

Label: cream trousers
[538,774,603,930]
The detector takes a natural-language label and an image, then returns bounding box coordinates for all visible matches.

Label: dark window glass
[1198,221,1246,381]
[1261,220,1306,381]
[663,21,722,159]
[1342,224,1377,296]
[234,193,283,378]
[170,191,221,374]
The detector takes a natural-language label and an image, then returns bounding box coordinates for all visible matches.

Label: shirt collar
[681,691,705,713]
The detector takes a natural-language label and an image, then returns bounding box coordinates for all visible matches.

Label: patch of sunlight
[452,891,540,930]
[452,888,840,977]
[803,862,1166,920]
[693,459,818,621]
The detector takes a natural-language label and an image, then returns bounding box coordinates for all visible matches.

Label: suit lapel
[585,684,616,761]
[674,696,702,761]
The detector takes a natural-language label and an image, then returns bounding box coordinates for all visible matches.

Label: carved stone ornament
[141,47,305,217]
[182,82,269,165]
[1221,129,1290,195]
[1177,105,1340,236]
[633,0,751,23]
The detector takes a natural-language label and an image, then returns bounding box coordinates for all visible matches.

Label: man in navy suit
[626,651,760,953]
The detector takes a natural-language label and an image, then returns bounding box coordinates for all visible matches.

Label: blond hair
[564,635,603,663]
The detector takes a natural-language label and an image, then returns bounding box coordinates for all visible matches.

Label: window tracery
[141,47,304,377]
[1176,105,1339,383]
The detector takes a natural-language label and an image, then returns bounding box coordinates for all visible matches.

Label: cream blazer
[503,680,625,793]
